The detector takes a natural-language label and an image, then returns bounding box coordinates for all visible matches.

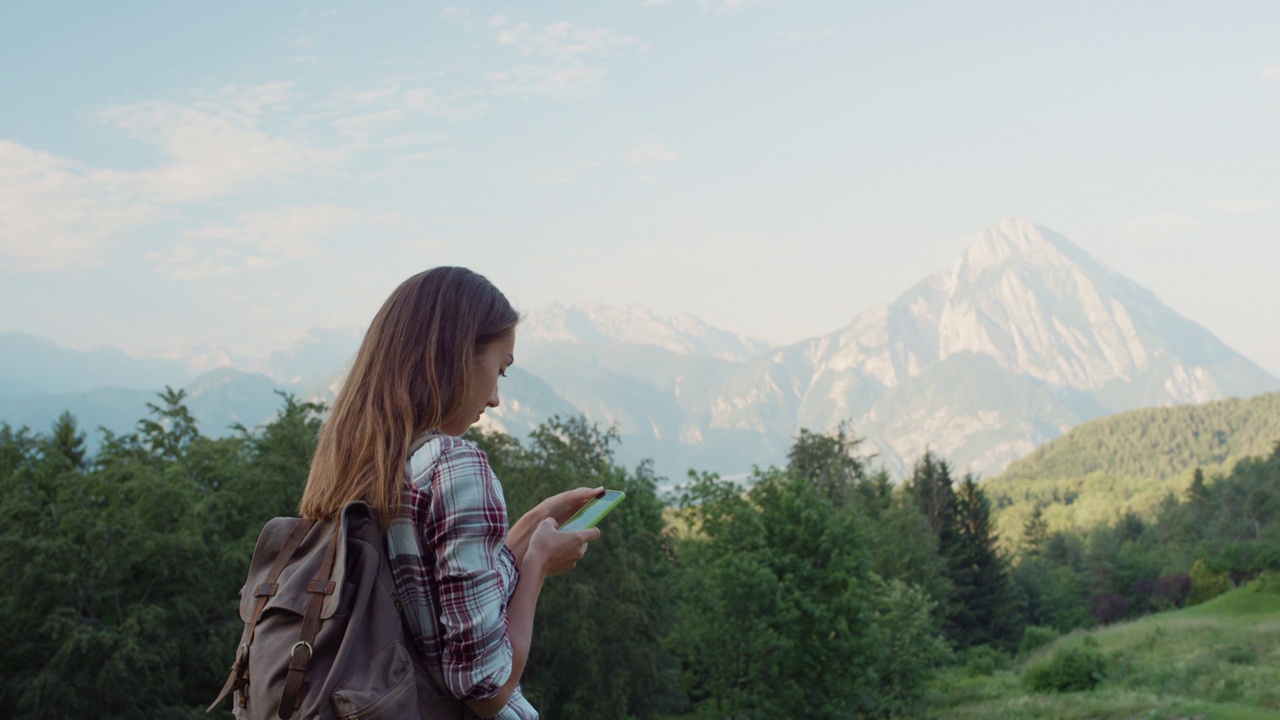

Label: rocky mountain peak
[521,301,768,362]
[954,217,1082,283]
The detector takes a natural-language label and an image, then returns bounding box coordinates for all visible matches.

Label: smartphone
[559,490,625,531]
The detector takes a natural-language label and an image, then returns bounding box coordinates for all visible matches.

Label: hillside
[931,586,1280,718]
[986,391,1280,544]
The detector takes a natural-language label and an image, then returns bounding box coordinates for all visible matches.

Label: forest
[0,390,1278,719]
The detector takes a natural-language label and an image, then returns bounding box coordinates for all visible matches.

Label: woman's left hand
[508,486,604,568]
[533,486,604,526]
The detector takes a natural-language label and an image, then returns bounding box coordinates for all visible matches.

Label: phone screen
[559,490,625,531]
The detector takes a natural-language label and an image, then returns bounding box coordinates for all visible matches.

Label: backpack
[207,500,465,720]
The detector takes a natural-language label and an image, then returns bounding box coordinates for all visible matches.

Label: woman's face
[440,332,515,436]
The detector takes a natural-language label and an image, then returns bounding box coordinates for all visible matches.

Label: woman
[299,267,600,719]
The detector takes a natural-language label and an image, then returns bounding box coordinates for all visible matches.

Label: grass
[928,586,1280,719]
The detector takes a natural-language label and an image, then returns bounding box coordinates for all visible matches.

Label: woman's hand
[507,487,603,568]
[535,486,604,526]
[526,517,600,577]
[473,517,599,719]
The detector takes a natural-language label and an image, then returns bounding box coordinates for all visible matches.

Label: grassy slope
[984,392,1280,548]
[929,587,1280,719]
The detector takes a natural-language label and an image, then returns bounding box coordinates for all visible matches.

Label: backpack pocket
[330,640,416,719]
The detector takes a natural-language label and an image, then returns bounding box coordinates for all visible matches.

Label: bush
[1154,573,1191,608]
[1018,625,1059,659]
[1188,558,1231,605]
[961,644,1011,677]
[1249,570,1280,594]
[1024,644,1108,693]
[1089,592,1130,624]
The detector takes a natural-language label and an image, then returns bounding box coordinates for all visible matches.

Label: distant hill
[0,368,293,449]
[986,391,1280,544]
[0,333,194,400]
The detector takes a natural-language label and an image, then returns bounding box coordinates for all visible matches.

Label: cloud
[521,159,600,185]
[150,205,364,279]
[0,141,158,272]
[1,83,344,273]
[699,0,772,15]
[1112,213,1199,245]
[321,81,484,145]
[401,87,486,121]
[488,64,609,97]
[98,83,339,203]
[621,143,678,165]
[1199,196,1280,214]
[777,28,835,41]
[485,18,641,97]
[1261,63,1280,81]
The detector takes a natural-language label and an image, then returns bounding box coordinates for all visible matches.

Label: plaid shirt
[386,434,538,720]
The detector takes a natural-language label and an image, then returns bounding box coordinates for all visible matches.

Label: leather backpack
[208,500,465,719]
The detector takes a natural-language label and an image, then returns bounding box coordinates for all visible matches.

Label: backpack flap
[239,516,350,623]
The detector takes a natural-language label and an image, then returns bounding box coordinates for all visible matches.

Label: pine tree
[1022,504,1049,557]
[906,450,958,540]
[785,422,866,504]
[948,475,1021,649]
[50,410,87,469]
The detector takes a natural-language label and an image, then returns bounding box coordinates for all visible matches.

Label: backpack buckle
[289,641,314,663]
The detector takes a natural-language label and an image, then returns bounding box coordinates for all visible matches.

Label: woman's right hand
[526,517,600,577]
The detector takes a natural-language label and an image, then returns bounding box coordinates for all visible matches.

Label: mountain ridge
[699,218,1278,475]
[3,218,1276,481]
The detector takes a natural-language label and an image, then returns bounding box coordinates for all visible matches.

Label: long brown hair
[299,267,519,527]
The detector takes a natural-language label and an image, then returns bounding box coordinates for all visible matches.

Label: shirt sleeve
[425,443,520,703]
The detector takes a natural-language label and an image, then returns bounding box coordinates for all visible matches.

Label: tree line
[0,392,1277,719]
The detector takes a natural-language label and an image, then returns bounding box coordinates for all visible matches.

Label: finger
[571,486,604,502]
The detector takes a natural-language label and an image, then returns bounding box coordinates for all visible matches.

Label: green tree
[50,411,87,469]
[672,465,881,718]
[870,577,949,717]
[0,392,327,719]
[1022,504,1050,557]
[947,475,1021,649]
[785,422,866,504]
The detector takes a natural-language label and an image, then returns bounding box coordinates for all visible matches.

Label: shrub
[1249,570,1280,594]
[1154,573,1191,608]
[1018,625,1059,658]
[961,644,1011,677]
[1024,645,1108,693]
[1188,558,1231,605]
[1089,592,1130,624]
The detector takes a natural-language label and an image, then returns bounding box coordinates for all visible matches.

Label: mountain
[487,303,771,476]
[246,326,363,386]
[521,302,769,362]
[0,333,194,402]
[3,218,1276,484]
[695,218,1279,476]
[0,368,291,449]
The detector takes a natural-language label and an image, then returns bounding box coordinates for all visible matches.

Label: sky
[3,1,1280,375]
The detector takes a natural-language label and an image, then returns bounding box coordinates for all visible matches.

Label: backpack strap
[277,523,340,719]
[207,517,317,715]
